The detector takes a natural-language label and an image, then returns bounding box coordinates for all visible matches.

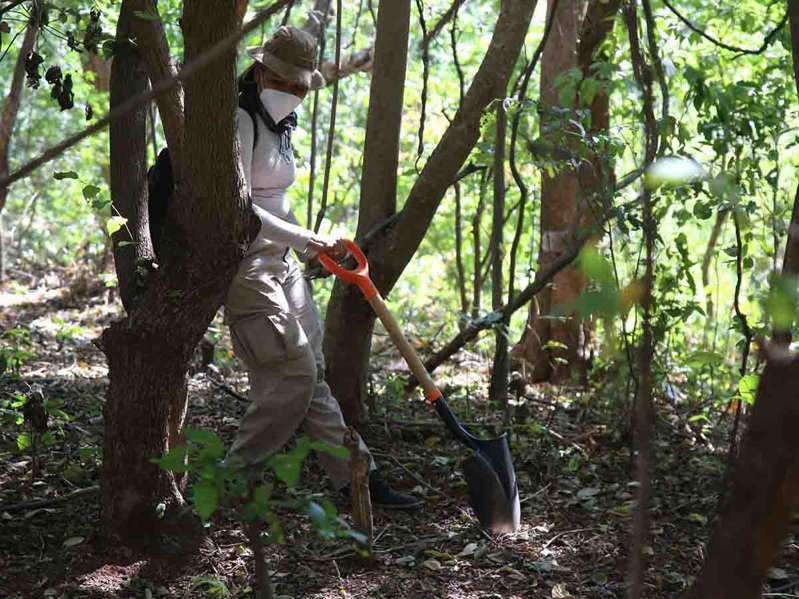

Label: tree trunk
[326,0,537,425]
[0,0,42,281]
[109,3,153,311]
[127,0,185,170]
[517,0,620,384]
[690,352,799,599]
[324,0,411,427]
[101,0,255,544]
[774,0,799,345]
[489,102,510,404]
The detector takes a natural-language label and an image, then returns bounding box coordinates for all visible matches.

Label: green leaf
[687,351,725,367]
[193,481,219,520]
[310,440,350,460]
[693,201,713,220]
[116,240,135,248]
[16,431,31,450]
[151,445,189,473]
[573,288,620,318]
[764,274,799,330]
[82,185,101,199]
[53,171,78,180]
[578,246,615,284]
[579,77,600,106]
[269,437,311,487]
[738,373,760,404]
[106,216,127,235]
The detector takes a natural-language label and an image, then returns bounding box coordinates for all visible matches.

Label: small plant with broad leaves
[52,171,132,246]
[0,387,71,480]
[0,327,35,376]
[152,428,365,597]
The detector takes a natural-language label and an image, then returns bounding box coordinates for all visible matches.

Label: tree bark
[516,0,619,384]
[0,0,42,280]
[325,0,537,425]
[517,0,588,383]
[109,4,153,312]
[690,351,799,599]
[127,0,185,171]
[774,0,799,345]
[489,102,510,404]
[324,0,411,427]
[101,0,255,544]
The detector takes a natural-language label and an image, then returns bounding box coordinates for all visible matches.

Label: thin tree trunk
[108,4,153,311]
[489,102,510,407]
[701,209,727,326]
[454,181,468,318]
[625,1,657,595]
[127,0,185,171]
[472,171,488,320]
[774,0,799,345]
[324,0,411,427]
[0,0,42,281]
[325,0,537,424]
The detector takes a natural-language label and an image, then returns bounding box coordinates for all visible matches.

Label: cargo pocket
[230,312,308,368]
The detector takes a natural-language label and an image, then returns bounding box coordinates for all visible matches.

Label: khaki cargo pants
[227,256,373,489]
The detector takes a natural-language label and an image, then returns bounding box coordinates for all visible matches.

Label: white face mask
[259,88,303,123]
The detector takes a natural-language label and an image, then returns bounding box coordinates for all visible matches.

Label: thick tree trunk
[326,0,537,424]
[521,0,587,383]
[0,0,42,280]
[324,0,411,427]
[102,0,255,543]
[690,352,799,599]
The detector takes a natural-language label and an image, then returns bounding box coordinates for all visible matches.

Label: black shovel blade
[433,398,520,533]
[463,437,520,533]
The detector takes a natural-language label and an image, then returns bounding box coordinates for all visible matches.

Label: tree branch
[661,0,787,56]
[126,0,186,171]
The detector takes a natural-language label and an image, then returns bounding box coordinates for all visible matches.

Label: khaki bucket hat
[246,26,326,90]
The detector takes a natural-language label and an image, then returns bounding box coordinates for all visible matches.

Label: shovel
[319,240,520,533]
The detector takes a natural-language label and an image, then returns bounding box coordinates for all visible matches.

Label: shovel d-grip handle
[318,240,379,300]
[319,240,443,405]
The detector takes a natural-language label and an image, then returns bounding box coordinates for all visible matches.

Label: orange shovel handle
[319,240,442,404]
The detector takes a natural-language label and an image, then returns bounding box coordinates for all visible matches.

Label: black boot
[339,471,424,510]
[367,470,424,510]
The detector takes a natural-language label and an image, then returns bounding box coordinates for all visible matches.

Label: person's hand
[306,235,348,260]
[304,254,332,278]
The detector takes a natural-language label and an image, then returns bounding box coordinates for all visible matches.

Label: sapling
[153,429,365,599]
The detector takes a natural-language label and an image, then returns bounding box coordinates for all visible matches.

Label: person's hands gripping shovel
[319,240,520,533]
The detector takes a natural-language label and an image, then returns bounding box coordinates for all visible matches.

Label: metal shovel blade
[434,397,520,533]
[463,437,521,533]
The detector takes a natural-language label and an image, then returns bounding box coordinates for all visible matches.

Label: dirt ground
[2,267,799,598]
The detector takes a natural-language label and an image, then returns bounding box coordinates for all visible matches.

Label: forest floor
[2,265,799,599]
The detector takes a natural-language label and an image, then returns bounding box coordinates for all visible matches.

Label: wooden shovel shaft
[365,293,441,403]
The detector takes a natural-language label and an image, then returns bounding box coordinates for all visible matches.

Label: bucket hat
[246,26,325,90]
